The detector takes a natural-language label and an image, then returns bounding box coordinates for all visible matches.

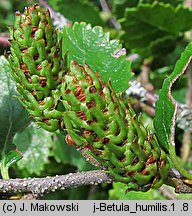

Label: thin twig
[126,80,158,107]
[165,169,192,193]
[126,80,192,132]
[99,0,121,30]
[182,132,191,162]
[132,98,155,117]
[158,185,177,200]
[0,33,10,47]
[139,59,154,91]
[38,0,71,29]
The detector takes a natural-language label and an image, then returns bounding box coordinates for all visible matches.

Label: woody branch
[126,80,192,132]
[0,169,192,198]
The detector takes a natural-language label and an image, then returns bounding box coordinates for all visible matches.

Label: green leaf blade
[0,56,31,149]
[120,2,192,55]
[48,0,104,26]
[14,125,53,175]
[53,133,97,171]
[154,43,192,151]
[113,0,139,19]
[0,56,31,176]
[133,2,192,34]
[109,182,165,200]
[62,22,132,93]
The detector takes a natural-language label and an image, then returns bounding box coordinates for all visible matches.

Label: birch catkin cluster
[7,5,169,192]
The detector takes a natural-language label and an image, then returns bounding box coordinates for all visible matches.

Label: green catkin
[8,5,65,132]
[62,60,169,192]
[8,5,169,192]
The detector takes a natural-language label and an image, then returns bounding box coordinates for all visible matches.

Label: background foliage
[0,0,192,199]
